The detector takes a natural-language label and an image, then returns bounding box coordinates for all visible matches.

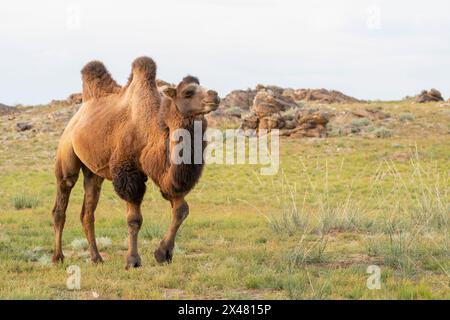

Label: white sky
[1,0,449,105]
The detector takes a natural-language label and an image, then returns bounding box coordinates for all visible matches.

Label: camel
[51,56,220,269]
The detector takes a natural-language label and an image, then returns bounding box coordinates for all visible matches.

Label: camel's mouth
[201,100,220,113]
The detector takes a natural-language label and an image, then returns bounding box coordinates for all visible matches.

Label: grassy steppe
[0,101,449,299]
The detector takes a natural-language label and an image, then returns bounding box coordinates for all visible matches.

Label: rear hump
[81,61,121,101]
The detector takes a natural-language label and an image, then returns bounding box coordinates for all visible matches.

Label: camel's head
[161,76,220,116]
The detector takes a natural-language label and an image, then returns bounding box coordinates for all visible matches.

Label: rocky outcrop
[251,91,298,117]
[219,89,257,111]
[351,106,390,120]
[67,93,82,105]
[415,89,444,103]
[219,86,359,112]
[286,88,360,104]
[0,103,18,116]
[50,93,83,107]
[239,89,330,138]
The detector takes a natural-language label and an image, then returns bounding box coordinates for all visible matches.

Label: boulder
[240,112,259,130]
[16,122,33,131]
[219,89,257,111]
[293,88,360,104]
[251,91,298,117]
[415,89,444,103]
[0,103,18,116]
[67,93,82,105]
[351,106,390,120]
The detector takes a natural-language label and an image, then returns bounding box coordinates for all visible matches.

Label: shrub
[351,118,371,127]
[142,223,164,240]
[13,195,39,210]
[373,127,392,138]
[399,113,415,122]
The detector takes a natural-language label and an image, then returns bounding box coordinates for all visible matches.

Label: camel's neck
[144,100,208,199]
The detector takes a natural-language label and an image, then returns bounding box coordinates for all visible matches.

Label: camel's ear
[162,87,177,100]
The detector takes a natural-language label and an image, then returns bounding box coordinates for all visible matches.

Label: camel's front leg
[126,202,143,269]
[154,197,189,263]
[110,160,147,269]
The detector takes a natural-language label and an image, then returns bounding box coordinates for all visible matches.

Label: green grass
[0,101,449,299]
[12,195,40,210]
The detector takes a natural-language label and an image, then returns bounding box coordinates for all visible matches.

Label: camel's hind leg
[52,147,81,263]
[80,166,104,263]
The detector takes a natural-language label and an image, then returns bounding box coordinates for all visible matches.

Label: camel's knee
[174,201,189,221]
[127,215,143,231]
[112,165,147,204]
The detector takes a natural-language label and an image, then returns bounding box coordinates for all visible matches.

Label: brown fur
[81,61,121,101]
[51,57,219,269]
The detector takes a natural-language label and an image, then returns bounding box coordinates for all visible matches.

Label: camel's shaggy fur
[51,56,219,268]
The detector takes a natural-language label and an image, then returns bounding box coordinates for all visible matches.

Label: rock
[67,93,82,105]
[258,114,286,131]
[255,84,285,96]
[351,106,390,120]
[240,112,259,130]
[251,91,298,117]
[16,122,33,131]
[298,113,329,127]
[415,88,444,103]
[220,89,257,111]
[284,120,297,130]
[0,103,18,116]
[293,88,360,104]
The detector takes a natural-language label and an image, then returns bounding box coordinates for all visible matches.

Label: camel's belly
[72,130,113,180]
[73,145,112,180]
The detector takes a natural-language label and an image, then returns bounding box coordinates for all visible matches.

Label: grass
[0,100,449,299]
[13,195,39,210]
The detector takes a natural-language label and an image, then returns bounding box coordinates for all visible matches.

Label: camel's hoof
[91,254,104,264]
[52,253,64,264]
[125,255,142,270]
[154,246,173,264]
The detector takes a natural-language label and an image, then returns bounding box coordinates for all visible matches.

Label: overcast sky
[1,0,449,105]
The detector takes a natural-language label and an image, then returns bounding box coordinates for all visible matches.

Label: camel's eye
[183,89,195,99]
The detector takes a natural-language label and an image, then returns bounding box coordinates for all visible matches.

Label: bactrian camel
[51,56,219,269]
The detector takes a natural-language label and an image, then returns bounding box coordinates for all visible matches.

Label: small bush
[71,237,112,251]
[351,118,371,127]
[142,223,164,240]
[287,236,329,266]
[71,238,89,251]
[327,125,344,137]
[373,127,392,138]
[281,107,299,118]
[399,113,415,122]
[96,237,112,250]
[13,195,39,210]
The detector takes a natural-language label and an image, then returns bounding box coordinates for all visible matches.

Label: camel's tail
[81,61,121,101]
